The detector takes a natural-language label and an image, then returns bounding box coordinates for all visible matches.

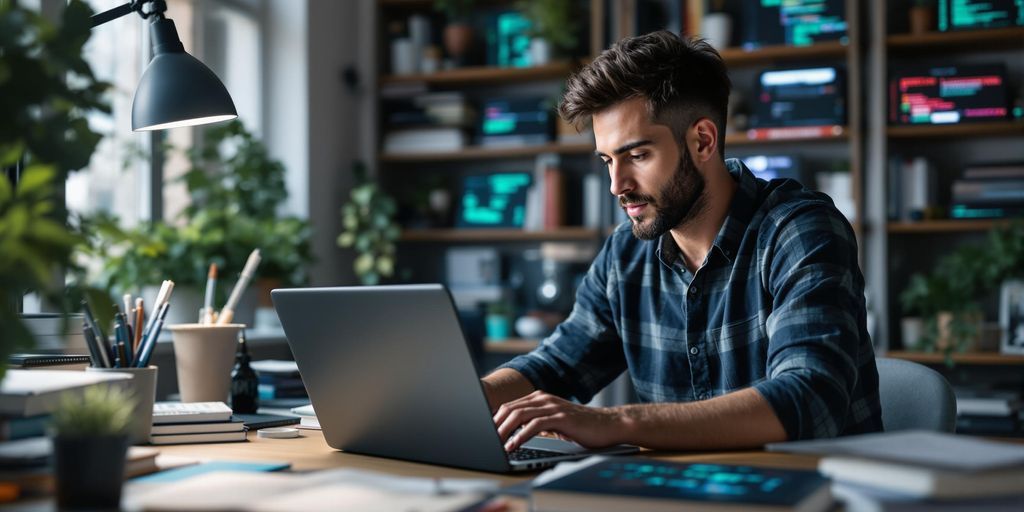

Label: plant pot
[53,434,130,510]
[529,38,552,66]
[485,314,511,341]
[909,6,934,34]
[701,12,733,49]
[936,310,983,352]
[443,23,474,65]
[900,316,925,350]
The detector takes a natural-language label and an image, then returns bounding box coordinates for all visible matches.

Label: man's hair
[559,31,731,155]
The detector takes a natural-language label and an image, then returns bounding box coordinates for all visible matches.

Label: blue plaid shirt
[500,159,883,440]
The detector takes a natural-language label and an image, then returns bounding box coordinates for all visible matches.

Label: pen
[81,301,113,368]
[203,263,217,324]
[113,316,124,368]
[133,297,144,352]
[142,280,174,340]
[81,319,104,368]
[115,311,133,367]
[135,301,170,368]
[217,249,261,324]
[122,293,132,321]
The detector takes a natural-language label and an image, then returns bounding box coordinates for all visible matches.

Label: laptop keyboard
[508,447,562,461]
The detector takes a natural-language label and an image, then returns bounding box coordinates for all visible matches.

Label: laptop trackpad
[522,436,589,454]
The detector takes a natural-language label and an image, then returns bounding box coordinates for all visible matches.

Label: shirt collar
[654,158,759,269]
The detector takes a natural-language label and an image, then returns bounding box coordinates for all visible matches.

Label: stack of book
[769,430,1024,510]
[150,402,246,445]
[251,360,307,403]
[951,162,1024,219]
[382,92,474,154]
[955,388,1022,435]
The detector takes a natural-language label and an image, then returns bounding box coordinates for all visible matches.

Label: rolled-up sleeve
[497,240,626,403]
[753,205,864,440]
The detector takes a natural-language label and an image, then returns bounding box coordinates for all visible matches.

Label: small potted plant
[516,0,580,65]
[434,0,477,66]
[51,385,136,510]
[337,162,401,285]
[485,300,513,342]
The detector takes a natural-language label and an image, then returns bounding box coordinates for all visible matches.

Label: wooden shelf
[380,142,594,163]
[484,338,539,354]
[887,220,1013,234]
[725,126,848,146]
[399,227,601,242]
[380,61,577,86]
[718,41,848,66]
[887,121,1024,139]
[888,27,1024,52]
[886,351,1024,366]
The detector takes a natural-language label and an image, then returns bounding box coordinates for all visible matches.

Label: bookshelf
[886,351,1024,366]
[380,61,579,86]
[379,142,594,163]
[725,126,849,146]
[887,26,1024,52]
[886,121,1024,139]
[717,40,849,66]
[399,228,601,243]
[887,220,1008,234]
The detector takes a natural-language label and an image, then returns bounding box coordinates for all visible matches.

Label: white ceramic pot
[701,12,733,50]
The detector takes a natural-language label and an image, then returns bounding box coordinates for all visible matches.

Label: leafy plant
[516,0,580,52]
[337,162,400,285]
[1,0,109,380]
[434,0,476,22]
[900,221,1024,360]
[51,385,135,438]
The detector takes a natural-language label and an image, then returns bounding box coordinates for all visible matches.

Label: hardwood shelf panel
[887,220,1012,233]
[725,126,848,146]
[484,338,540,354]
[399,227,601,242]
[886,351,1024,366]
[887,121,1024,139]
[380,61,577,86]
[887,27,1024,52]
[718,41,848,66]
[379,142,594,163]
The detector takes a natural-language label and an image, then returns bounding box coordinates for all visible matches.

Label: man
[482,31,883,453]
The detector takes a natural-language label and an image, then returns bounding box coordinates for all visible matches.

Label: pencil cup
[85,365,158,444]
[169,323,244,403]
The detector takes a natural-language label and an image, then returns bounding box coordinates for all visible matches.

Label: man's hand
[493,390,627,452]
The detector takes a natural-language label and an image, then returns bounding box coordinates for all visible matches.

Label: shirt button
[688,286,699,297]
[689,346,699,355]
[698,393,708,400]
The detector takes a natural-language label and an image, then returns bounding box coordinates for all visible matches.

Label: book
[831,481,1024,512]
[819,456,1024,499]
[7,354,91,370]
[0,369,131,417]
[150,418,246,435]
[148,430,248,445]
[233,413,300,430]
[0,414,49,441]
[131,459,291,484]
[531,456,832,512]
[152,402,233,424]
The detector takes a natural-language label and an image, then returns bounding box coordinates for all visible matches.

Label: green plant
[516,0,580,52]
[434,0,475,22]
[1,0,109,380]
[337,162,400,285]
[51,385,135,438]
[900,221,1024,360]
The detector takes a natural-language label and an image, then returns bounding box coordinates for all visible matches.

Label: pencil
[203,263,217,324]
[217,249,261,324]
[133,297,144,353]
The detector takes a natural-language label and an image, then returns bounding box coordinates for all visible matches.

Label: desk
[143,430,824,509]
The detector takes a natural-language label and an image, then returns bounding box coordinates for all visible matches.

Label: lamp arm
[91,0,167,28]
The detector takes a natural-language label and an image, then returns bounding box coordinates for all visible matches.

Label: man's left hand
[493,390,626,452]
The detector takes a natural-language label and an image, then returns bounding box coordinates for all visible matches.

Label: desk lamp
[91,0,237,131]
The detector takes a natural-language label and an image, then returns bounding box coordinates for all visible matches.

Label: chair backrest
[875,357,957,432]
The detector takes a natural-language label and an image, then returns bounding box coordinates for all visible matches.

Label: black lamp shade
[131,18,237,131]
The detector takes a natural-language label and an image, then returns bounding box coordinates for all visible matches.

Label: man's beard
[619,148,707,241]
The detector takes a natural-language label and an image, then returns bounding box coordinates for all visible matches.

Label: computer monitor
[456,172,532,228]
[742,155,803,183]
[749,67,846,129]
[889,64,1010,125]
[743,0,848,48]
[479,97,552,146]
[938,0,1024,31]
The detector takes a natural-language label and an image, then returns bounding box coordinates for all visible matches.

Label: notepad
[131,460,291,483]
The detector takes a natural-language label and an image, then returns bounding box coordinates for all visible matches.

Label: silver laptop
[272,284,638,473]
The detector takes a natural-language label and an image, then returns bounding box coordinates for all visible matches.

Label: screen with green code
[938,0,1024,31]
[743,0,848,48]
[457,172,531,228]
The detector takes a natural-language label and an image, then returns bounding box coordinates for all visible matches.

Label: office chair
[875,357,957,432]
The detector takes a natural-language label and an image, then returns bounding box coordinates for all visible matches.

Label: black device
[743,0,848,48]
[889,64,1010,125]
[938,0,1024,31]
[741,155,804,183]
[479,97,553,146]
[749,67,846,129]
[455,172,532,228]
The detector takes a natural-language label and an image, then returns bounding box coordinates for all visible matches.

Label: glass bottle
[230,329,259,414]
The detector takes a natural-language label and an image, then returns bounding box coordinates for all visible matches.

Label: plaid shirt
[500,159,883,440]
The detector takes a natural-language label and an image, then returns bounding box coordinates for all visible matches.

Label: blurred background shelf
[380,61,578,86]
[379,143,594,163]
[886,220,1013,233]
[887,27,1024,52]
[718,41,848,66]
[886,351,1024,366]
[887,121,1024,139]
[399,228,601,242]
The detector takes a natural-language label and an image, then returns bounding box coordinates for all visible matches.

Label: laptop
[272,284,638,473]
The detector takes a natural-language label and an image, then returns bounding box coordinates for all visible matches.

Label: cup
[168,324,244,403]
[86,365,158,444]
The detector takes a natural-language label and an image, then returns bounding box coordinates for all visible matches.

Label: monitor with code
[743,0,848,48]
[889,64,1010,125]
[456,172,532,228]
[938,0,1024,31]
[749,67,846,129]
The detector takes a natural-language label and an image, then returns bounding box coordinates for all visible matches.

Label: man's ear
[687,118,719,164]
